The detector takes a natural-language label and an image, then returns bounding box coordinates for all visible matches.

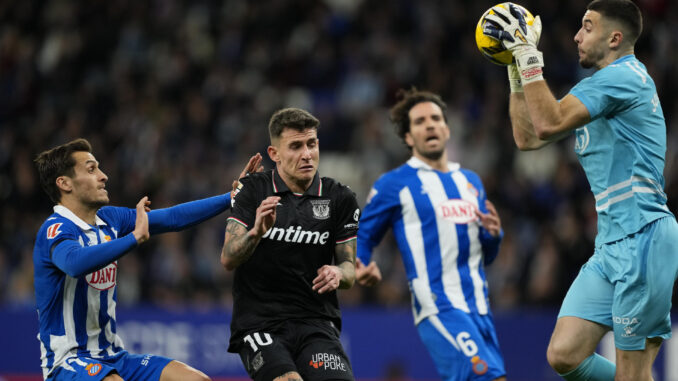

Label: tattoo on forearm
[335,240,356,288]
[222,221,260,268]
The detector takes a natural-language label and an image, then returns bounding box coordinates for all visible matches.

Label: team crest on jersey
[471,356,488,375]
[310,199,330,220]
[86,262,117,290]
[46,223,63,239]
[85,363,102,376]
[437,199,478,224]
[467,183,479,197]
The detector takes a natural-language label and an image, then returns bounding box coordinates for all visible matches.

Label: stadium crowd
[1,0,677,311]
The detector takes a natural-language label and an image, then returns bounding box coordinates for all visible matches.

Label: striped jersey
[33,205,135,379]
[569,55,674,245]
[357,157,501,324]
[33,193,231,379]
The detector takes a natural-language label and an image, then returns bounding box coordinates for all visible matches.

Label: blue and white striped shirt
[357,157,501,324]
[33,193,231,379]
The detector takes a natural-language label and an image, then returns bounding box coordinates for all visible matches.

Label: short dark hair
[588,0,642,45]
[389,87,447,148]
[34,138,92,204]
[268,108,320,142]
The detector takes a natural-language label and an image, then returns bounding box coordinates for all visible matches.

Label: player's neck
[598,47,634,69]
[59,198,99,225]
[413,151,449,172]
[279,172,313,194]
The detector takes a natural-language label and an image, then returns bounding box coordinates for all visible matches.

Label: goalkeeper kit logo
[513,29,526,43]
[309,353,347,371]
[526,56,539,65]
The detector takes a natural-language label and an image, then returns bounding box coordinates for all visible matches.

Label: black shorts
[235,319,354,381]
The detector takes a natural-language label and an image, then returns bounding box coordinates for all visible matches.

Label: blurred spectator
[1,0,677,310]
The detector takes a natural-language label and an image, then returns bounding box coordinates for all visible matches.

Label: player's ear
[56,176,72,193]
[267,145,279,163]
[404,132,414,148]
[609,29,623,49]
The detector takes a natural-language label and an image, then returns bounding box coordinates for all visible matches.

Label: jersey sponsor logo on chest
[262,225,330,245]
[437,199,478,224]
[86,262,117,290]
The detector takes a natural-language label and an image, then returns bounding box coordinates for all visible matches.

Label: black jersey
[227,169,360,352]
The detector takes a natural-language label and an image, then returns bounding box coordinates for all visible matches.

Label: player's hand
[249,196,279,238]
[483,4,541,53]
[133,196,150,244]
[312,265,343,294]
[355,257,382,287]
[232,153,264,198]
[476,200,502,237]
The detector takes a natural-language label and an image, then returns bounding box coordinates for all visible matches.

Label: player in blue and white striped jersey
[356,89,506,381]
[487,0,678,380]
[33,138,262,381]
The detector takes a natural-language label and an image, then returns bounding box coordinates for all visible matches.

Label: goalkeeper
[483,0,678,380]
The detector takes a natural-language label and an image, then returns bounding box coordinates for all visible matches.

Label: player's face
[269,127,319,190]
[574,10,609,69]
[64,151,109,207]
[405,101,449,161]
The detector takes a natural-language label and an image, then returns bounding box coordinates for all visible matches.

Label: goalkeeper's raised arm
[483,3,590,150]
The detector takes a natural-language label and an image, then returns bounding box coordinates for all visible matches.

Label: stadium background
[1,0,677,380]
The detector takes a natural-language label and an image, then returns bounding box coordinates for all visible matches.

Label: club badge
[310,199,330,220]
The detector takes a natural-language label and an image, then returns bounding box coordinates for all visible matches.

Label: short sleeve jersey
[357,157,501,324]
[569,55,673,245]
[226,169,360,351]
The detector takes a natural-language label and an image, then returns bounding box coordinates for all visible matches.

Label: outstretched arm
[149,153,265,234]
[53,197,150,277]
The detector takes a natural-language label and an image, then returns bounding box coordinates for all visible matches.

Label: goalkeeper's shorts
[559,216,678,350]
[417,309,506,381]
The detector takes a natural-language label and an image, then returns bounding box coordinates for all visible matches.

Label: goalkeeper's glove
[483,4,544,85]
[507,64,522,93]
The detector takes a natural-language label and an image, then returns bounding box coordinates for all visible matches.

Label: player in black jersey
[221,108,360,381]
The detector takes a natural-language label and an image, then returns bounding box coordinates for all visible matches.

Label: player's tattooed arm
[335,240,356,289]
[221,196,279,271]
[220,220,260,270]
[312,240,356,293]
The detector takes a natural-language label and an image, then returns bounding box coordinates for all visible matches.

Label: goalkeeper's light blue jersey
[357,157,502,324]
[569,55,673,245]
